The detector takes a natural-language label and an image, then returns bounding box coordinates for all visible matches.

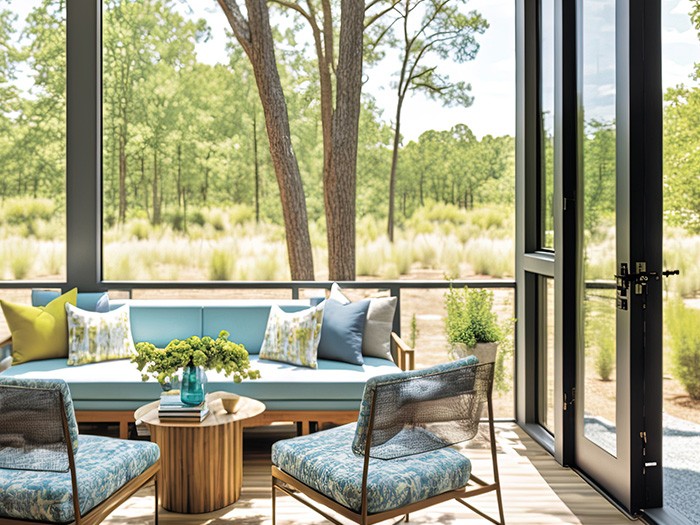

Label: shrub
[1,198,56,226]
[10,247,33,280]
[190,211,206,228]
[412,235,437,268]
[464,237,514,277]
[207,209,228,232]
[666,300,700,400]
[593,317,615,381]
[128,219,151,241]
[445,286,502,347]
[390,240,413,275]
[409,313,419,348]
[209,249,234,280]
[228,205,255,226]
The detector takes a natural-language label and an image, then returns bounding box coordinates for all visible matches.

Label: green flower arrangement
[132,330,261,384]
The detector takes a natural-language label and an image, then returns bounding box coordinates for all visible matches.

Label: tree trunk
[177,143,183,208]
[118,133,127,224]
[253,112,260,224]
[218,0,314,280]
[141,154,150,221]
[152,149,161,226]
[325,0,363,280]
[387,96,404,242]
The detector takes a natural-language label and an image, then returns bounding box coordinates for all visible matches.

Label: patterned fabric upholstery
[352,356,479,455]
[0,435,160,523]
[272,423,471,514]
[0,377,80,455]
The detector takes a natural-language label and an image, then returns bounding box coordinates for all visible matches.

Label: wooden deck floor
[105,423,635,524]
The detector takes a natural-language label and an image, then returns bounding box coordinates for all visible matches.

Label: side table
[135,392,266,513]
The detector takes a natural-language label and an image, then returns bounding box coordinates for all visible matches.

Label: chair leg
[495,483,505,525]
[154,475,159,525]
[405,513,410,522]
[272,477,277,525]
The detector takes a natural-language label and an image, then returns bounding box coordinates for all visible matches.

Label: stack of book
[158,392,209,422]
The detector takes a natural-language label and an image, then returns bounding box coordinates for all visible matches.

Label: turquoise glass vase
[180,364,207,406]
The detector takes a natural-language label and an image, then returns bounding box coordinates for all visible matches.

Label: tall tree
[218,0,315,280]
[371,0,487,241]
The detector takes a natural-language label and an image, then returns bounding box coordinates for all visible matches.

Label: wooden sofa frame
[0,333,415,439]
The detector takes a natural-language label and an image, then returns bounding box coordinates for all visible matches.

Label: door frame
[515,0,663,515]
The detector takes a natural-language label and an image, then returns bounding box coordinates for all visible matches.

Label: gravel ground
[584,413,700,524]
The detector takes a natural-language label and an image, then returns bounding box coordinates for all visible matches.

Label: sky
[184,0,700,140]
[9,0,700,141]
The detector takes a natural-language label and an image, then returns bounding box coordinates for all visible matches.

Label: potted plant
[132,330,260,405]
[444,285,502,363]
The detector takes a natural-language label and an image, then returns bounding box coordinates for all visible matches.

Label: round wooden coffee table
[135,392,265,513]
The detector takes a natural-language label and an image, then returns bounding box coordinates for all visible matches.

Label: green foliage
[128,219,152,241]
[209,249,234,280]
[410,313,419,348]
[593,319,615,381]
[666,300,700,400]
[493,320,515,394]
[133,330,260,385]
[10,245,32,280]
[0,198,56,226]
[445,285,502,347]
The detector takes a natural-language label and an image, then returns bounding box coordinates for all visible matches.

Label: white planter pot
[449,342,498,363]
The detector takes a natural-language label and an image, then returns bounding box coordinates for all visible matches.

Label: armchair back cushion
[352,356,483,459]
[0,377,80,460]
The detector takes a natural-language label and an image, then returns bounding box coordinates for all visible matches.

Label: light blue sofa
[1,299,413,438]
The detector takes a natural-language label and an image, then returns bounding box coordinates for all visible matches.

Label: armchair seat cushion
[271,423,471,514]
[0,435,159,523]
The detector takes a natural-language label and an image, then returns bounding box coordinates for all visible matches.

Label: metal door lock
[615,262,679,310]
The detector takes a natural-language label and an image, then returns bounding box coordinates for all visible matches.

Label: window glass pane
[403,286,515,419]
[0,1,66,281]
[539,277,555,433]
[101,0,515,283]
[540,0,555,250]
[581,0,617,457]
[661,0,700,522]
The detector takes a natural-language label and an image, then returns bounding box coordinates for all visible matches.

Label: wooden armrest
[391,332,415,371]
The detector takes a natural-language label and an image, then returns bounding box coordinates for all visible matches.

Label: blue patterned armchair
[0,377,160,524]
[271,358,505,525]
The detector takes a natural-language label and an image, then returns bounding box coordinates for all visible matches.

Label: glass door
[573,0,663,514]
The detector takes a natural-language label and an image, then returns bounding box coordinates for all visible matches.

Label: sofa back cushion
[128,304,203,348]
[32,289,109,313]
[203,304,311,354]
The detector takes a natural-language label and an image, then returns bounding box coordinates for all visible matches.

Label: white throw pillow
[259,303,325,369]
[330,283,397,362]
[65,304,136,366]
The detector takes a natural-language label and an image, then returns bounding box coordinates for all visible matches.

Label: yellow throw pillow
[1,288,77,365]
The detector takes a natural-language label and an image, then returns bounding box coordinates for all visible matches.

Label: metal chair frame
[0,384,160,525]
[271,362,506,525]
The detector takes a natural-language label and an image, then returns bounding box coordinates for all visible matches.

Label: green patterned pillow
[65,304,136,366]
[259,303,325,369]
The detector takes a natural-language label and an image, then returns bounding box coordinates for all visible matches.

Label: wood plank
[102,423,634,524]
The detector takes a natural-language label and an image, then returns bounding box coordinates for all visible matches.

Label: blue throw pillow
[317,298,370,365]
[32,289,110,313]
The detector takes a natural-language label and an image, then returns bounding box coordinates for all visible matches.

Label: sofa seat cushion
[0,435,159,523]
[2,356,400,411]
[272,423,472,514]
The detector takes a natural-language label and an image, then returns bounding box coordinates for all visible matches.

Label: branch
[364,0,401,28]
[217,0,251,55]
[269,0,312,23]
[365,16,400,50]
